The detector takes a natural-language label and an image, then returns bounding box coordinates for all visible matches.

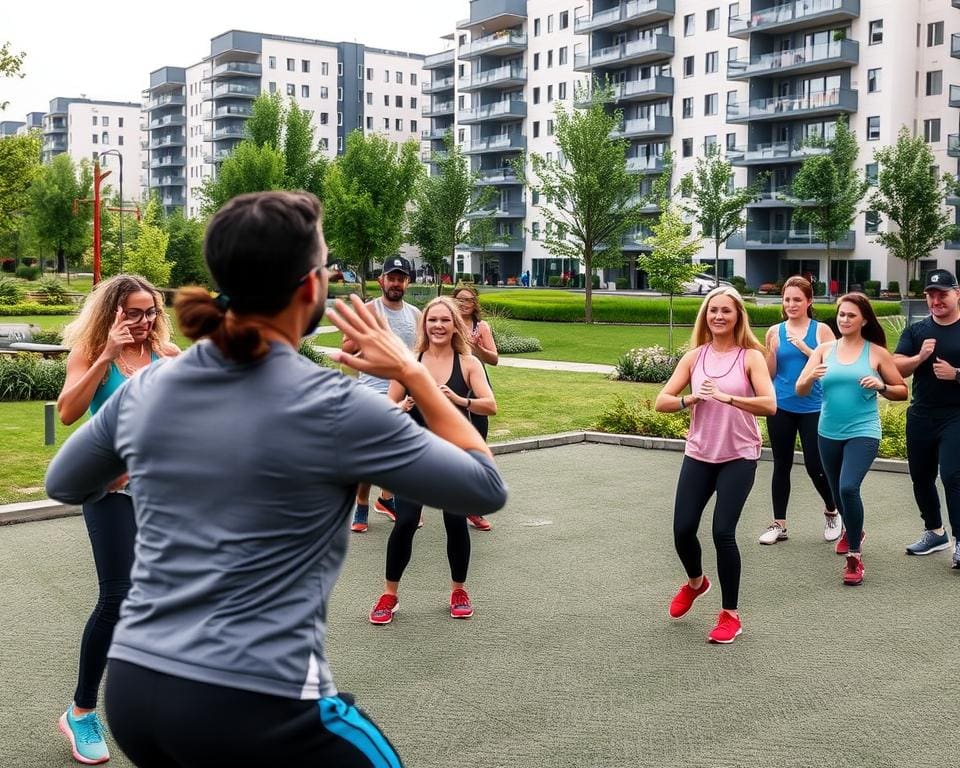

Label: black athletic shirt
[408,352,469,427]
[895,316,960,415]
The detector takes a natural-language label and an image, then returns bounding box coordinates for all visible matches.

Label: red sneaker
[835,529,865,555]
[375,497,397,522]
[467,515,491,531]
[350,520,368,533]
[843,555,864,586]
[668,576,711,619]
[450,588,474,619]
[708,611,743,644]
[369,594,399,625]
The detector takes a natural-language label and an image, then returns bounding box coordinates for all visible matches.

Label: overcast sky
[3,0,457,119]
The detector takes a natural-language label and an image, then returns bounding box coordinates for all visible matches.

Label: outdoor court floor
[1,443,957,768]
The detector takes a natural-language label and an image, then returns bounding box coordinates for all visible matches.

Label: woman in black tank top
[368,297,497,625]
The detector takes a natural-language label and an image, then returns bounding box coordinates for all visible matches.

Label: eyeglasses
[455,296,476,304]
[298,266,322,286]
[123,307,159,322]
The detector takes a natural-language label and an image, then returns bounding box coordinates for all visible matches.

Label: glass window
[865,211,880,234]
[682,138,693,157]
[559,47,568,66]
[547,119,554,136]
[683,56,694,77]
[286,58,295,71]
[927,21,944,47]
[396,118,402,131]
[926,70,943,96]
[286,83,295,96]
[558,81,567,100]
[867,116,880,141]
[117,135,123,146]
[92,115,97,125]
[547,85,553,102]
[383,117,389,130]
[411,73,417,86]
[534,18,541,36]
[101,116,109,127]
[366,116,373,130]
[865,162,878,185]
[269,81,277,94]
[411,97,417,109]
[269,56,276,69]
[706,8,719,31]
[411,119,417,132]
[704,93,718,116]
[302,60,310,73]
[321,86,329,99]
[533,87,540,104]
[924,118,941,143]
[533,121,540,138]
[301,85,310,98]
[92,134,98,144]
[682,97,693,118]
[395,71,402,84]
[869,20,883,45]
[548,14,554,33]
[559,11,569,29]
[547,50,553,68]
[684,14,695,36]
[366,68,373,80]
[321,62,329,76]
[337,86,343,101]
[867,68,880,93]
[726,132,736,150]
[705,51,718,74]
[396,95,403,107]
[384,95,389,106]
[704,135,717,154]
[534,53,540,70]
[118,117,123,128]
[366,92,372,105]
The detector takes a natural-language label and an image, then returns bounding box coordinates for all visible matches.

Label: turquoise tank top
[773,320,822,413]
[818,341,881,440]
[89,353,159,415]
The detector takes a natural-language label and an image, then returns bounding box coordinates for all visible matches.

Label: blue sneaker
[952,540,960,569]
[351,504,369,533]
[905,530,951,556]
[59,708,109,764]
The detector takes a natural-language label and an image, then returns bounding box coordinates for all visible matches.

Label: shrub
[0,303,76,316]
[489,316,542,354]
[34,276,70,305]
[729,276,748,294]
[0,276,24,304]
[614,277,629,289]
[547,276,562,287]
[21,257,37,267]
[298,339,331,367]
[615,345,683,383]
[594,397,690,439]
[15,265,40,281]
[878,404,906,459]
[813,281,826,296]
[31,329,64,345]
[887,280,900,293]
[0,353,67,401]
[909,279,923,296]
[1,258,14,273]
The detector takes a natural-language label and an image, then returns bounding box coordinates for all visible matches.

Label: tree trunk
[584,253,593,324]
[668,293,674,352]
[56,248,66,274]
[825,246,832,298]
[714,238,720,289]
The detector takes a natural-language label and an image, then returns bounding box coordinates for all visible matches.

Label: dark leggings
[75,492,136,709]
[906,409,960,537]
[105,660,402,767]
[767,409,836,519]
[818,436,879,555]
[385,498,470,584]
[673,456,757,611]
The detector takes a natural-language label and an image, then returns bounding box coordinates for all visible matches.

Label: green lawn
[499,321,688,364]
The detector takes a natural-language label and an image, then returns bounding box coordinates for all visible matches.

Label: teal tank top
[818,342,881,440]
[89,353,159,415]
[773,320,822,413]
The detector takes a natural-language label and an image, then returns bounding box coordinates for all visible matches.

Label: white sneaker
[759,522,787,545]
[823,512,842,542]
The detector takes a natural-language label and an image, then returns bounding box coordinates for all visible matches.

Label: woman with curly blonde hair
[55,274,178,764]
[369,296,497,625]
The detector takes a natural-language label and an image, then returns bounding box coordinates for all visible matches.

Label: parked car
[685,273,732,294]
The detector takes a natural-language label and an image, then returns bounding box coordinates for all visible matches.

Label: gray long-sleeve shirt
[46,340,507,700]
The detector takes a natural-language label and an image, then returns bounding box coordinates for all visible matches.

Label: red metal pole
[91,161,111,286]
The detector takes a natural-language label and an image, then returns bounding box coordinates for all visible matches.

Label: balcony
[476,235,525,251]
[727,141,830,166]
[202,149,233,164]
[459,31,527,60]
[148,114,186,129]
[458,100,527,124]
[626,155,666,174]
[211,105,253,119]
[574,34,674,71]
[43,138,67,152]
[727,228,855,250]
[946,193,960,207]
[149,135,186,149]
[160,194,186,207]
[727,87,857,123]
[727,39,858,80]
[421,127,451,141]
[729,0,860,39]
[459,65,527,92]
[954,0,960,8]
[422,101,454,118]
[205,61,261,80]
[951,85,960,109]
[464,134,526,154]
[466,201,527,219]
[202,126,246,142]
[746,185,818,207]
[949,134,960,158]
[574,0,676,34]
[421,149,449,163]
[150,154,185,168]
[475,167,522,185]
[424,50,455,71]
[422,76,455,94]
[154,174,186,186]
[146,93,185,111]
[204,82,260,101]
[610,115,673,139]
[576,75,674,107]
[621,228,654,251]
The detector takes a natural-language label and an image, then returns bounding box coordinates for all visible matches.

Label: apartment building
[423,0,960,291]
[0,113,43,137]
[144,30,426,219]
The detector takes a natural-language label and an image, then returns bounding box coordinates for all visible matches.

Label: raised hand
[101,306,135,361]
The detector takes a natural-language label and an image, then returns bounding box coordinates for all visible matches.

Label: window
[366,68,373,80]
[924,118,941,143]
[321,86,329,99]
[118,117,123,128]
[384,95,389,106]
[366,116,373,130]
[92,115,98,125]
[269,81,277,94]
[383,117,389,130]
[534,18,541,36]
[532,189,539,206]
[287,83,295,96]
[101,116,109,127]
[395,71,402,84]
[532,221,540,240]
[684,13,695,36]
[301,85,310,98]
[865,211,880,234]
[337,87,343,101]
[548,14,554,33]
[869,20,883,45]
[337,136,343,152]
[458,95,465,109]
[704,135,717,154]
[320,112,329,125]
[559,11,569,29]
[726,132,736,150]
[533,87,541,105]
[338,62,343,76]
[683,56,694,77]
[384,70,390,82]
[534,53,540,70]
[302,60,310,73]
[547,84,553,102]
[547,119,554,136]
[101,132,108,145]
[321,62,329,76]
[865,162,878,185]
[395,95,403,107]
[286,58,295,71]
[706,8,719,30]
[559,46,568,66]
[366,92,372,105]
[927,21,944,47]
[411,97,417,109]
[91,133,98,144]
[458,129,465,143]
[705,51,718,74]
[867,68,881,93]
[547,50,553,68]
[729,2,739,18]
[410,73,417,86]
[682,137,693,157]
[269,56,276,69]
[533,120,540,138]
[704,93,718,116]
[867,116,880,140]
[117,135,124,146]
[558,82,567,100]
[926,70,943,96]
[682,97,693,118]
[358,89,362,102]
[411,119,417,132]
[396,118,402,131]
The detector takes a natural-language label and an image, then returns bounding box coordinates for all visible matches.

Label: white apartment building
[145,30,426,220]
[424,0,960,292]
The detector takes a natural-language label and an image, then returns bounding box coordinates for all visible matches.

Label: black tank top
[409,352,469,428]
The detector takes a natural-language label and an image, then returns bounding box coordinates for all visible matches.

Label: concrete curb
[2,433,909,526]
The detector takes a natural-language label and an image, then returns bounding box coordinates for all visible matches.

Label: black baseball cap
[924,269,959,291]
[382,256,412,276]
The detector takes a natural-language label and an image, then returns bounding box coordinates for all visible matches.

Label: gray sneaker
[952,540,960,569]
[905,530,951,556]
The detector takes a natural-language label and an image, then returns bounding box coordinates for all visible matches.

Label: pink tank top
[686,344,762,463]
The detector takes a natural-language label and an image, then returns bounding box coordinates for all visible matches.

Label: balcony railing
[574,0,676,34]
[421,149,449,162]
[576,76,674,107]
[154,174,186,186]
[150,154,186,168]
[727,228,855,249]
[466,201,526,218]
[479,235,525,251]
[423,49,455,69]
[459,31,527,59]
[727,87,857,123]
[727,38,858,79]
[149,135,186,149]
[464,134,526,154]
[458,100,527,124]
[422,101,454,117]
[149,115,186,129]
[610,115,673,139]
[475,167,522,184]
[726,141,830,165]
[211,105,253,119]
[209,82,260,99]
[458,65,527,91]
[729,0,860,38]
[626,155,665,173]
[203,126,247,142]
[207,61,261,79]
[953,33,960,59]
[146,93,185,111]
[422,76,456,94]
[574,34,674,71]
[421,127,451,141]
[949,134,960,158]
[160,194,186,207]
[203,150,233,164]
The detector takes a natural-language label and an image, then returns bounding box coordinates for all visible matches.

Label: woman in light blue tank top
[54,275,178,763]
[797,293,906,587]
[759,277,838,546]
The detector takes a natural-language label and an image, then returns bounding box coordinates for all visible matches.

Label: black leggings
[105,660,402,767]
[767,409,835,519]
[75,492,136,709]
[385,498,470,584]
[673,456,757,611]
[906,409,960,537]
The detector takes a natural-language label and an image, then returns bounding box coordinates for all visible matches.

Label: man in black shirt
[894,269,960,567]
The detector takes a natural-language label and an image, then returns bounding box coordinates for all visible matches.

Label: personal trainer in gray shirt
[45,191,508,768]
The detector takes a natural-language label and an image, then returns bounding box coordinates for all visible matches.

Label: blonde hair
[415,296,471,356]
[62,275,172,362]
[690,286,764,352]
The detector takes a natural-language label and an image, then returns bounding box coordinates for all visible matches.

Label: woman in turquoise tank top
[797,293,906,587]
[54,275,178,764]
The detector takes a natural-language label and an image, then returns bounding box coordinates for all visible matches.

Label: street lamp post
[99,149,124,273]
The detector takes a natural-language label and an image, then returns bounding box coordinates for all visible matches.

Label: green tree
[198,141,285,215]
[409,132,494,295]
[27,154,92,273]
[516,84,649,322]
[465,216,496,285]
[165,210,209,287]
[789,117,867,296]
[324,131,422,297]
[640,204,702,351]
[282,99,328,199]
[124,199,173,286]
[0,131,41,235]
[1,41,26,110]
[870,127,959,292]
[683,145,766,288]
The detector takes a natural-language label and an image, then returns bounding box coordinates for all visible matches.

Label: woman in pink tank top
[655,287,776,644]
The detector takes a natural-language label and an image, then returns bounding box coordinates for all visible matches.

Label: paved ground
[2,443,957,767]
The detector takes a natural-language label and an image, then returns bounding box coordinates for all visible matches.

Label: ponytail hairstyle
[780,275,815,320]
[175,191,323,363]
[836,292,886,348]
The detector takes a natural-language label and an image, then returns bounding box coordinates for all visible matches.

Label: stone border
[1,432,909,526]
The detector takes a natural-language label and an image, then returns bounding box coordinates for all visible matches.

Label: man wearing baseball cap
[343,256,422,532]
[894,269,960,566]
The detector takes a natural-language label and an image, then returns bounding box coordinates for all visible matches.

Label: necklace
[702,344,741,378]
[117,344,146,377]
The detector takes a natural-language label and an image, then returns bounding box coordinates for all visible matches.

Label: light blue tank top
[774,320,822,413]
[89,353,159,415]
[818,341,881,440]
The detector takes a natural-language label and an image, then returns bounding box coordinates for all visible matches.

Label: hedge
[0,303,77,316]
[0,354,67,401]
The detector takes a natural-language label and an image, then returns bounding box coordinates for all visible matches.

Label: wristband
[465,398,471,411]
[680,396,686,410]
